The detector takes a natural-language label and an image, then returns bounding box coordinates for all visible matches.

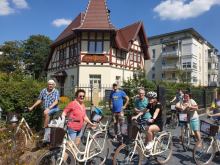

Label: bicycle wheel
[113,143,143,165]
[14,128,27,152]
[154,133,173,164]
[181,124,191,151]
[193,137,215,165]
[36,147,76,165]
[87,132,109,165]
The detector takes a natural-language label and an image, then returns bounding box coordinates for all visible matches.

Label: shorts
[190,118,200,131]
[113,111,125,123]
[47,107,60,116]
[67,128,82,140]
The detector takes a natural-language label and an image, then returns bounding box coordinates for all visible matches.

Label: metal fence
[57,84,216,110]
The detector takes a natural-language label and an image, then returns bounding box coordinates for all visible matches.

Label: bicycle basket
[91,107,104,122]
[200,120,219,136]
[50,127,65,148]
[179,113,188,123]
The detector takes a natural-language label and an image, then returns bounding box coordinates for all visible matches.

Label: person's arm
[132,111,144,120]
[47,100,59,110]
[29,99,42,111]
[188,99,198,111]
[122,95,129,109]
[170,96,176,103]
[84,115,96,126]
[149,108,160,123]
[209,112,220,117]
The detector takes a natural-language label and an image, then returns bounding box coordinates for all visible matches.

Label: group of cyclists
[28,79,220,156]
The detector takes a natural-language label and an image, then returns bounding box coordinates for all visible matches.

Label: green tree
[0,41,24,73]
[23,35,52,79]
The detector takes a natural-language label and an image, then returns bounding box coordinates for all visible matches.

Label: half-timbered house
[46,0,150,96]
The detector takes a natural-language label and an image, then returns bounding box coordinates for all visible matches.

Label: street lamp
[0,106,2,119]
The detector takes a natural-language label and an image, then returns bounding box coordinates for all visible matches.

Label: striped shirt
[38,88,60,109]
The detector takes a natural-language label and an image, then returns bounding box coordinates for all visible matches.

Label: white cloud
[0,0,28,16]
[154,0,220,20]
[12,0,29,9]
[52,18,72,27]
[0,0,14,15]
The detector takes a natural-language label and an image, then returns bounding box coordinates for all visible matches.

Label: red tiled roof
[115,22,150,60]
[77,0,115,30]
[52,13,84,46]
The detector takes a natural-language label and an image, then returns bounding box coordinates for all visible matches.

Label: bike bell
[10,114,18,123]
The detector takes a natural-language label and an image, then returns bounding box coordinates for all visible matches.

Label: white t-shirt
[177,99,199,120]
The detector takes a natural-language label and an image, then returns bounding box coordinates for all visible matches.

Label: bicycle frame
[14,117,34,143]
[59,122,108,165]
[132,130,172,158]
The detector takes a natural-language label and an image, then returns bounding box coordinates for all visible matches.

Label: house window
[89,74,101,88]
[152,49,156,58]
[59,49,66,66]
[182,62,191,68]
[69,44,78,57]
[172,73,175,79]
[88,32,103,54]
[70,75,75,87]
[162,73,164,78]
[152,73,155,79]
[115,76,121,86]
[152,67,155,71]
[137,53,141,62]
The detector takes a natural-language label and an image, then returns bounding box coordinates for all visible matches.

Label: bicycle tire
[193,137,215,165]
[87,131,109,165]
[154,133,173,164]
[36,147,76,165]
[112,143,143,165]
[181,124,191,151]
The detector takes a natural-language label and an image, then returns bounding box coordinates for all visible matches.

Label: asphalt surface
[103,114,220,165]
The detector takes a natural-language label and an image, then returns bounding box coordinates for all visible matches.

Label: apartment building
[145,28,219,86]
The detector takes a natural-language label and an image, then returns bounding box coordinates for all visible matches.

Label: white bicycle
[36,118,109,165]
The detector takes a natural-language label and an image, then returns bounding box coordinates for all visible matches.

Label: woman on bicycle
[62,89,96,146]
[144,91,163,150]
[176,92,202,147]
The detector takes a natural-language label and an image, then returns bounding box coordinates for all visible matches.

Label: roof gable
[52,13,84,46]
[115,22,150,60]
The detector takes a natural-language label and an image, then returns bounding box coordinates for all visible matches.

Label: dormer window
[88,32,104,54]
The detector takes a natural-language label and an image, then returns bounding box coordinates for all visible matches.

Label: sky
[0,0,220,51]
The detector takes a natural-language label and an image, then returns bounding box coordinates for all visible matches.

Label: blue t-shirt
[134,97,151,120]
[109,90,127,112]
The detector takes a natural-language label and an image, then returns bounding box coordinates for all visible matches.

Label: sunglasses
[79,95,85,99]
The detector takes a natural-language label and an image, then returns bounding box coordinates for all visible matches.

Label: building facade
[146,28,219,86]
[46,0,150,97]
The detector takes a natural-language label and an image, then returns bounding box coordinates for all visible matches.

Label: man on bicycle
[29,79,60,130]
[109,83,129,141]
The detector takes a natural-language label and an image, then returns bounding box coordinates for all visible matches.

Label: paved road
[103,114,220,165]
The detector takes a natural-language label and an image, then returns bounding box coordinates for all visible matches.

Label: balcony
[162,64,180,71]
[161,50,180,58]
[208,56,218,63]
[162,78,179,83]
[208,69,218,75]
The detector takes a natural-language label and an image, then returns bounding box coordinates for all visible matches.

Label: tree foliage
[0,35,52,80]
[0,73,45,130]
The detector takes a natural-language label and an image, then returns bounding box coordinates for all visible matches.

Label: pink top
[63,100,86,131]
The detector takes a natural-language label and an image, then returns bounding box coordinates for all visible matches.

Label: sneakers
[145,141,154,150]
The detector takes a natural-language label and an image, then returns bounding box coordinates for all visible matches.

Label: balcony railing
[208,56,218,63]
[162,64,180,71]
[161,50,180,58]
[208,69,218,75]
